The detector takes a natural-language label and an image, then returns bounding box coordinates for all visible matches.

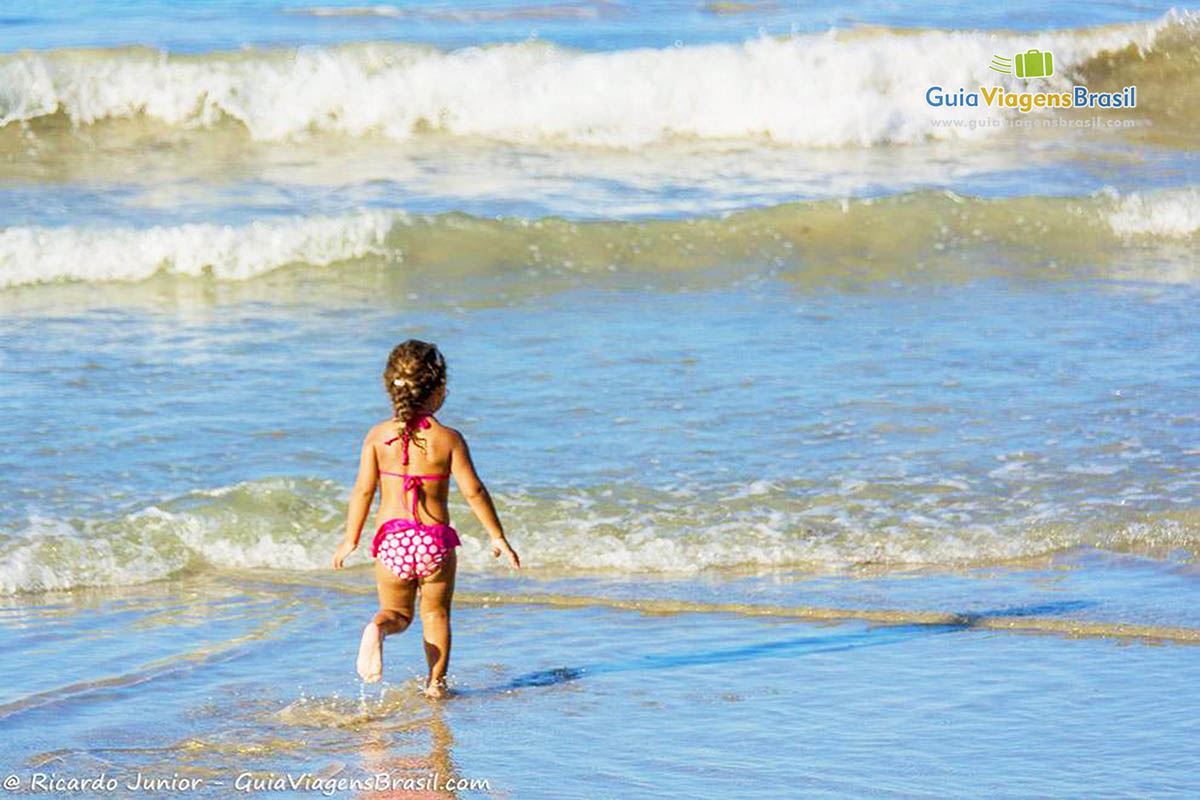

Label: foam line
[449,592,1200,644]
[0,14,1189,147]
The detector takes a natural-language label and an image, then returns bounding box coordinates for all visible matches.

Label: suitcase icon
[1014,49,1053,79]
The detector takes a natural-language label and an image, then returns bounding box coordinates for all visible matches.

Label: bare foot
[356,622,383,683]
[423,679,447,699]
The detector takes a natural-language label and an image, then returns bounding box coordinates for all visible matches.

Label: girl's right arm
[451,431,520,569]
[332,431,378,569]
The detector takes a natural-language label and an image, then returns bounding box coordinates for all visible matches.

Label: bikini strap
[382,413,433,461]
[382,412,439,520]
[401,475,427,521]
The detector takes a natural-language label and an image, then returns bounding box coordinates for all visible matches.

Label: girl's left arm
[333,433,378,569]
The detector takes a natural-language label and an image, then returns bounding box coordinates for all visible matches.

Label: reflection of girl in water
[358,704,459,800]
[333,340,520,697]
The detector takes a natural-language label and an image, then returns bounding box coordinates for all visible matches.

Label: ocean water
[2,1,1199,797]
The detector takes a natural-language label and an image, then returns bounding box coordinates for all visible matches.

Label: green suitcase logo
[1015,49,1053,78]
[989,49,1054,79]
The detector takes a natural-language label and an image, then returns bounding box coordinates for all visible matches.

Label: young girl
[332,339,520,697]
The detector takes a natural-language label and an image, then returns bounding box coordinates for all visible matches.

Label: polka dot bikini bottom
[371,518,462,581]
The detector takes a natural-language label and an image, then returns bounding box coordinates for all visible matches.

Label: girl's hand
[332,539,358,570]
[491,537,521,570]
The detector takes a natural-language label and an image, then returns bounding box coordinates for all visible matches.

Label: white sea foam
[1106,188,1200,239]
[0,210,396,288]
[0,479,343,595]
[4,187,1199,289]
[0,514,187,595]
[4,185,1195,289]
[0,15,1180,147]
[1,478,1196,594]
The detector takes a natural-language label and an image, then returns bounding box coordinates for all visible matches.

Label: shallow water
[2,573,1198,799]
[3,279,1199,589]
[3,0,1199,795]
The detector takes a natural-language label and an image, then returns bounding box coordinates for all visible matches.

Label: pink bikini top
[378,412,450,524]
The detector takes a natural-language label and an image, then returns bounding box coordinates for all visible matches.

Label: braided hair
[383,339,447,452]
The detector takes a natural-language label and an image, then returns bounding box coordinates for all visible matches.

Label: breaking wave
[2,475,1198,595]
[2,188,1197,289]
[0,13,1193,148]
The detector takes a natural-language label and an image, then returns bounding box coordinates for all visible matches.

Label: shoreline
[3,575,1197,797]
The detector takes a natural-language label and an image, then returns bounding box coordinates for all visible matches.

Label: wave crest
[0,13,1191,147]
[3,189,1197,290]
[2,476,1197,595]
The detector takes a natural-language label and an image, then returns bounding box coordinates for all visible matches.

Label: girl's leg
[357,559,418,683]
[417,549,457,697]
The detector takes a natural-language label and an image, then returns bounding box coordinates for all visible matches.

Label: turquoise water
[2,574,1198,798]
[4,279,1199,583]
[2,0,1199,796]
[1,0,1189,52]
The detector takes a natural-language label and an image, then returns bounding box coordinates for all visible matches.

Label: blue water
[2,578,1198,798]
[0,0,1189,53]
[2,0,1198,796]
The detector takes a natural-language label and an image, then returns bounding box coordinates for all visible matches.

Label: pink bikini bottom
[372,518,461,581]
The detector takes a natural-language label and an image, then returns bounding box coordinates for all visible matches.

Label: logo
[924,45,1136,113]
[990,49,1054,79]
